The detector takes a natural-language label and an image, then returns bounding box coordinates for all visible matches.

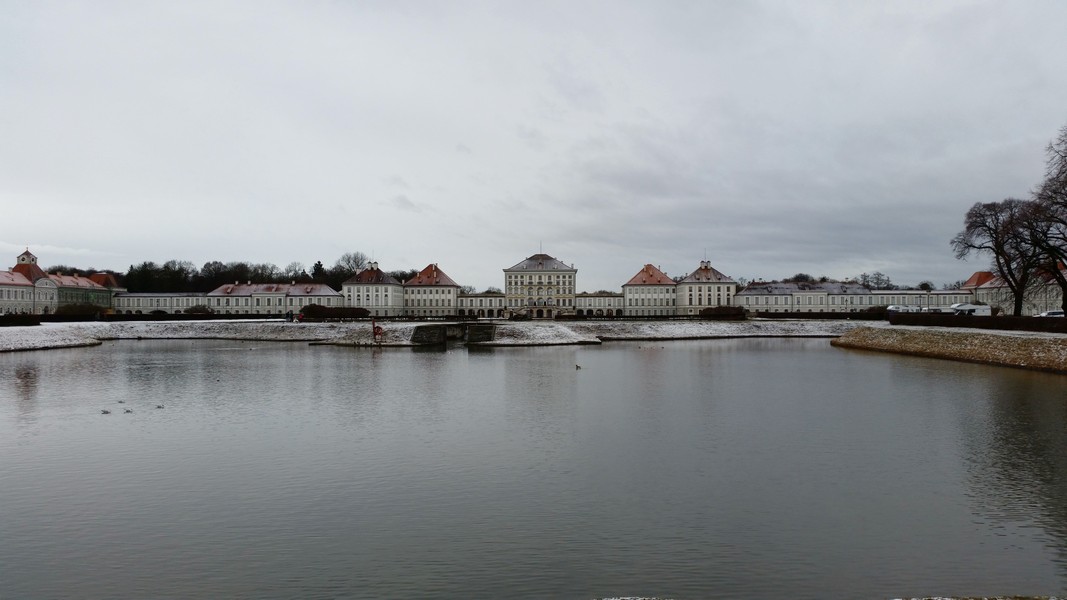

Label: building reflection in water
[13,365,40,424]
[965,371,1067,578]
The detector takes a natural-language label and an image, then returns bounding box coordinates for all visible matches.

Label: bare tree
[856,271,893,290]
[1029,125,1067,311]
[951,198,1043,316]
[334,252,368,273]
[284,262,306,280]
[1036,124,1067,206]
[1024,197,1067,312]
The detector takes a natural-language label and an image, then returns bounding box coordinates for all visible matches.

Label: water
[2,338,1066,599]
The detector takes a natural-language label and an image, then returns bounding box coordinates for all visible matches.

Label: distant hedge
[699,306,747,320]
[890,313,1067,333]
[0,314,41,327]
[54,303,109,316]
[751,309,886,320]
[299,304,370,320]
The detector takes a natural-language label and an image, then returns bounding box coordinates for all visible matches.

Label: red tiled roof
[12,262,48,282]
[89,273,121,288]
[623,264,675,286]
[961,271,995,289]
[404,264,459,287]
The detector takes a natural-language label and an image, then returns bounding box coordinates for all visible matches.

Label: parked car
[950,303,992,316]
[1036,310,1064,317]
[887,305,921,313]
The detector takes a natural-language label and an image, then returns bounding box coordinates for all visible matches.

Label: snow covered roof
[677,261,735,284]
[207,283,341,296]
[738,281,869,295]
[623,264,675,286]
[343,266,401,286]
[504,253,576,272]
[116,292,207,298]
[0,270,32,287]
[404,264,459,287]
[48,273,106,289]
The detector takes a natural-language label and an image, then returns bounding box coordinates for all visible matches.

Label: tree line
[742,271,949,292]
[47,252,422,293]
[951,124,1067,315]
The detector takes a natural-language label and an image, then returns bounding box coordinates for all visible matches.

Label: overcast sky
[3,1,1066,291]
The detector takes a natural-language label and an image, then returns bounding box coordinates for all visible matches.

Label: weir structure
[409,323,496,345]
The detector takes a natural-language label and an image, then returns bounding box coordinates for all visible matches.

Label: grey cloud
[389,195,422,213]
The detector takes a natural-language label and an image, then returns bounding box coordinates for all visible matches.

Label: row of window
[507,274,574,284]
[628,298,677,306]
[507,287,574,296]
[0,289,56,301]
[627,287,674,295]
[458,298,505,307]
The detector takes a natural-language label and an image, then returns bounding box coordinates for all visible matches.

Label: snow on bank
[568,318,881,341]
[477,321,601,346]
[0,320,344,352]
[474,318,879,346]
[0,318,888,353]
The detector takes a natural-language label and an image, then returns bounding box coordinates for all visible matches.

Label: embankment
[831,327,1067,374]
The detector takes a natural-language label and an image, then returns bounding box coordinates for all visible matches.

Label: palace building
[503,253,577,318]
[403,264,460,318]
[1,250,111,315]
[342,262,405,317]
[15,247,1058,319]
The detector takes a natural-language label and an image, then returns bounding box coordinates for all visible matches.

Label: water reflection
[13,364,39,424]
[966,371,1067,576]
[1,339,1066,598]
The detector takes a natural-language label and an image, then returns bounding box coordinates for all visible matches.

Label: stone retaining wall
[831,327,1067,374]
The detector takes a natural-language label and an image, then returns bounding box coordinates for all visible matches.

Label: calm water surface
[2,338,1067,599]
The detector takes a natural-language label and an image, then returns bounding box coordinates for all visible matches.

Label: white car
[1037,310,1064,317]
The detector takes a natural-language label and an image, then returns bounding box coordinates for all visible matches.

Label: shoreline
[1,319,872,353]
[832,326,1067,374]
[6,321,1065,374]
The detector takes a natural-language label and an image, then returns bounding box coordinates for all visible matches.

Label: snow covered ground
[0,318,885,353]
[479,318,878,346]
